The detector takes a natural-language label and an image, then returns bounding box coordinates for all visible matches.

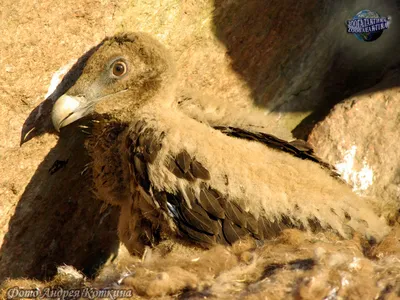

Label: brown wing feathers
[126,121,322,249]
[167,150,210,181]
[214,126,342,180]
[199,186,225,219]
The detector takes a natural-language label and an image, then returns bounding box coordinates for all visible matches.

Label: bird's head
[51,32,176,131]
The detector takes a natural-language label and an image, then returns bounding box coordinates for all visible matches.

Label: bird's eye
[112,61,127,77]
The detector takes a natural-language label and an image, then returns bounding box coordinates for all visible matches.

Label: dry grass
[2,228,400,299]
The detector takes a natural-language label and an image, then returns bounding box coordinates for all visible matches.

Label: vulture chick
[50,32,388,255]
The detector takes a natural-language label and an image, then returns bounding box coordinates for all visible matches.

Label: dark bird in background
[48,32,388,256]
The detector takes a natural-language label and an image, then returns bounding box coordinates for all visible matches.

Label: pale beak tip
[51,95,82,131]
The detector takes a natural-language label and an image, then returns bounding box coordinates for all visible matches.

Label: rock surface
[308,69,400,222]
[0,0,124,281]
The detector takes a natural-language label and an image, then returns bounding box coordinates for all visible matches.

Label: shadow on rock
[0,42,120,281]
[212,0,400,137]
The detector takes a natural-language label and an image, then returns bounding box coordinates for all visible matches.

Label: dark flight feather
[222,219,248,244]
[245,211,259,235]
[198,186,225,219]
[184,186,196,204]
[180,201,219,235]
[190,160,210,180]
[178,222,216,245]
[125,121,323,249]
[222,200,247,228]
[176,150,191,173]
[213,126,342,180]
[167,158,185,178]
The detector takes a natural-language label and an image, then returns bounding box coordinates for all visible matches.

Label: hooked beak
[51,95,92,132]
[19,41,106,145]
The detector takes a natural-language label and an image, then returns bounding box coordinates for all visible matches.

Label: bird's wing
[122,119,271,248]
[175,91,293,139]
[213,126,344,182]
[121,107,387,251]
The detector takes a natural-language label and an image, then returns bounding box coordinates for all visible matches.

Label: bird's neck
[85,116,132,206]
[114,78,178,124]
